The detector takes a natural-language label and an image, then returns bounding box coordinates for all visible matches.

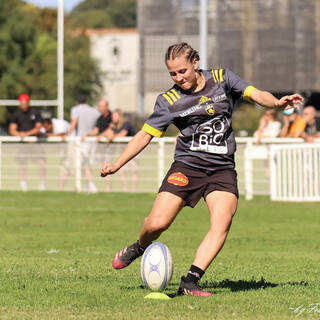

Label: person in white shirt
[64,96,100,193]
[43,118,70,136]
[254,109,281,144]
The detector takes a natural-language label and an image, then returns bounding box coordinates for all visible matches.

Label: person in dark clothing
[100,42,304,296]
[102,109,137,191]
[9,93,45,191]
[302,105,320,142]
[101,108,135,141]
[81,99,112,141]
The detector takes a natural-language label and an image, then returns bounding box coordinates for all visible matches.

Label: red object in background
[18,93,30,102]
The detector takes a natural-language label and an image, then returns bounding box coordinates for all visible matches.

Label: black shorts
[159,161,238,208]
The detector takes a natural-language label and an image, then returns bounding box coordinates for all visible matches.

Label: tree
[0,0,102,126]
[69,0,137,29]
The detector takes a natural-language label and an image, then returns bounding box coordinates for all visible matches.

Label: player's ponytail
[165,42,200,64]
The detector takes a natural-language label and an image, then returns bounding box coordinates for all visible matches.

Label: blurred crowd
[253,105,320,143]
[5,93,320,192]
[9,93,135,192]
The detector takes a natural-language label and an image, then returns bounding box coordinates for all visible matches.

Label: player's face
[166,56,199,91]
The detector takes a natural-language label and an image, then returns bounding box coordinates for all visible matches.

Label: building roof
[85,28,137,37]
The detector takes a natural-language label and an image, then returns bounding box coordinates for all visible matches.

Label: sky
[25,0,84,12]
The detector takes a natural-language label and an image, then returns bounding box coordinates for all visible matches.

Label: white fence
[270,144,320,201]
[0,136,319,200]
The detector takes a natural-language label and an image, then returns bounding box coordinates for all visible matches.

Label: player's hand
[276,94,304,111]
[81,135,87,141]
[100,162,120,177]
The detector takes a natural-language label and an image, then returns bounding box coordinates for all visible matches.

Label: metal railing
[0,136,319,200]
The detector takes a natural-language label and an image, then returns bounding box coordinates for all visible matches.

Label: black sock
[185,265,205,283]
[136,240,146,255]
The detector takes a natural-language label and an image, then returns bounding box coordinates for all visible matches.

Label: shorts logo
[168,172,189,186]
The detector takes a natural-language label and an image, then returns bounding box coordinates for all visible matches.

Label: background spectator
[81,98,113,192]
[105,109,135,141]
[81,98,112,141]
[42,117,71,190]
[64,95,100,193]
[102,109,137,192]
[42,118,70,137]
[280,108,306,138]
[9,93,46,191]
[301,105,320,142]
[253,109,281,144]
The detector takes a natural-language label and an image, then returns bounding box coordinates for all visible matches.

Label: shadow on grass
[204,277,278,292]
[121,278,309,299]
[203,278,309,292]
[166,278,309,298]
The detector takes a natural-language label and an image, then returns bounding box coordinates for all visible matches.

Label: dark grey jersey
[142,68,255,171]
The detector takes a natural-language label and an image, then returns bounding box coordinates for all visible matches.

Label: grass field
[0,191,319,319]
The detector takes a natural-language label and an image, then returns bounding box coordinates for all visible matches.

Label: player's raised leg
[178,191,237,296]
[112,192,185,269]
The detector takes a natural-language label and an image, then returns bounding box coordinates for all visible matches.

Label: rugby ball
[141,242,173,291]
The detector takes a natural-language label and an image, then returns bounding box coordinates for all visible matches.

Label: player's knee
[143,216,170,233]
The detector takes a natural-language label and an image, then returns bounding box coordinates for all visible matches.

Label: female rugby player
[100,43,304,296]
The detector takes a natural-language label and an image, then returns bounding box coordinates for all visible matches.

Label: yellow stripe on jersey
[142,123,164,137]
[170,89,181,99]
[211,69,217,82]
[243,85,256,103]
[219,68,224,82]
[162,93,173,105]
[167,91,177,102]
[214,69,219,83]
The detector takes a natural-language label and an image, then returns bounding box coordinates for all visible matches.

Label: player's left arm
[249,88,304,111]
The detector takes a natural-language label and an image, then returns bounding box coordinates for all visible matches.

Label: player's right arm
[101,95,171,177]
[100,130,153,177]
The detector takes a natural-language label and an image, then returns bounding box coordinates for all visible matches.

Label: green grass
[0,192,319,319]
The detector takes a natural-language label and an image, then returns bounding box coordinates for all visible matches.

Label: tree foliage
[0,0,137,127]
[69,0,137,29]
[0,0,102,124]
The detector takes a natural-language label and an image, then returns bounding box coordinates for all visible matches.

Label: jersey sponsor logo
[212,93,227,103]
[167,172,189,186]
[190,115,229,154]
[179,94,227,118]
[199,94,227,105]
[199,96,211,104]
[179,105,202,117]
